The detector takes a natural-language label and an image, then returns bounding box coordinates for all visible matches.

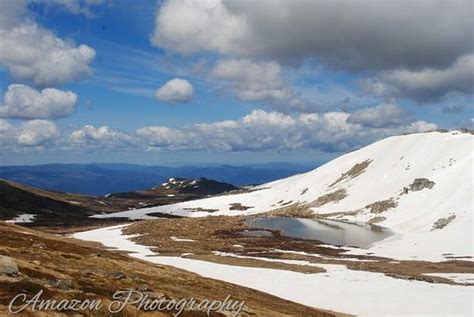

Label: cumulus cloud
[211,59,311,111]
[0,119,59,148]
[64,107,435,153]
[0,119,16,147]
[0,0,27,29]
[0,84,77,119]
[136,126,188,149]
[152,0,473,71]
[348,103,412,128]
[0,1,96,86]
[155,78,194,103]
[363,55,474,102]
[17,119,59,146]
[135,109,435,153]
[69,125,134,148]
[151,0,250,56]
[2,107,436,152]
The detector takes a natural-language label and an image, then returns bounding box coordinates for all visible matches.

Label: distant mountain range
[0,163,316,195]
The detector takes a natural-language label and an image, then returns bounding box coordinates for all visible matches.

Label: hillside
[109,177,239,199]
[0,177,239,227]
[0,179,134,227]
[96,130,474,261]
[0,221,333,316]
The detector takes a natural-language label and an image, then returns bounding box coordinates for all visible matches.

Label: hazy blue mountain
[0,163,317,195]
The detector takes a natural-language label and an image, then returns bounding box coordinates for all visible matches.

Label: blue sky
[0,0,472,165]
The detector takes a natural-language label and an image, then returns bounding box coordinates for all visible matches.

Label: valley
[1,131,473,316]
[2,1,472,315]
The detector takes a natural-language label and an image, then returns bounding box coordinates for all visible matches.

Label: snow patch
[170,236,195,242]
[74,225,474,316]
[6,214,36,224]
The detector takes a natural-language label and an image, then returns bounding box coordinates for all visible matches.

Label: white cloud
[0,0,27,29]
[0,119,15,147]
[0,119,59,148]
[155,78,194,103]
[70,125,133,147]
[136,110,436,152]
[134,108,436,153]
[211,59,311,111]
[2,107,436,152]
[151,0,250,56]
[136,126,190,150]
[363,55,474,102]
[0,84,77,119]
[152,0,474,104]
[152,0,473,71]
[348,103,412,128]
[17,120,59,147]
[0,2,96,86]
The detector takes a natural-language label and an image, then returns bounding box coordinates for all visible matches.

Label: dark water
[246,217,393,248]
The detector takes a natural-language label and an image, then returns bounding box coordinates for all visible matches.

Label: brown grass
[0,221,338,317]
[365,199,397,214]
[368,217,386,224]
[310,189,347,208]
[265,203,315,218]
[229,203,253,211]
[329,160,372,187]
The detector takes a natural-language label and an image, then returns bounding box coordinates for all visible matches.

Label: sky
[0,0,473,166]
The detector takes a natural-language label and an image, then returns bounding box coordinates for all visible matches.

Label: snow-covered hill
[96,131,474,261]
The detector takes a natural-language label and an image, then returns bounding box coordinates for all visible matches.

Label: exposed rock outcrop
[409,178,435,191]
[432,215,456,230]
[0,255,19,276]
[311,189,347,207]
[229,203,253,211]
[366,199,398,214]
[329,160,372,187]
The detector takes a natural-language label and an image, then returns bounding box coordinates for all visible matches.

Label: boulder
[57,279,75,290]
[48,279,75,290]
[0,255,19,276]
[409,178,435,191]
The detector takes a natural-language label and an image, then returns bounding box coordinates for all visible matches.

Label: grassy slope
[0,221,340,316]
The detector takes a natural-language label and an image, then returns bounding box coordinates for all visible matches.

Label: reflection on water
[246,217,393,248]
